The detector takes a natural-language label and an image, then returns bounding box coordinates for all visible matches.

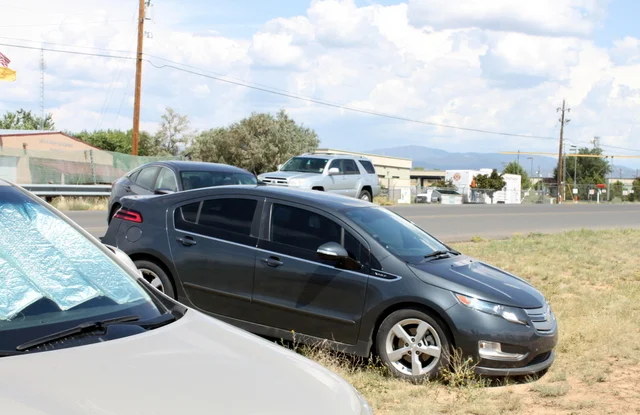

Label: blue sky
[2,0,640,168]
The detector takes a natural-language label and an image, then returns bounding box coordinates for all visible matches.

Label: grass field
[49,196,109,211]
[301,229,640,415]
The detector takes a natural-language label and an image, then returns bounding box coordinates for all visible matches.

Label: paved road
[66,203,640,243]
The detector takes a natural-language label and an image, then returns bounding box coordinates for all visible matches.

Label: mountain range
[369,145,639,179]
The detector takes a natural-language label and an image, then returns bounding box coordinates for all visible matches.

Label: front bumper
[445,303,559,377]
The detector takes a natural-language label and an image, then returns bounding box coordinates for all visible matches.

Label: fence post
[89,150,97,185]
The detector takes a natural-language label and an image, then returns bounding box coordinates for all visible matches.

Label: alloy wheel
[140,268,165,293]
[385,318,442,377]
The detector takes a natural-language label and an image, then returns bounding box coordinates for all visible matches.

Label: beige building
[312,148,412,189]
[0,130,118,184]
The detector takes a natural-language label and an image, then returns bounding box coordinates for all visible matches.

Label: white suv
[258,153,381,201]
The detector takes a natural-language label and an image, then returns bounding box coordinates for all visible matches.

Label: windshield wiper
[423,249,460,262]
[15,315,140,352]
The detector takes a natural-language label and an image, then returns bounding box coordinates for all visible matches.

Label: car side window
[135,167,159,190]
[155,168,178,192]
[271,204,341,251]
[343,160,360,175]
[358,160,376,175]
[328,159,344,174]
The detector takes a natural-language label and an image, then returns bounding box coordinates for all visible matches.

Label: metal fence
[0,147,182,185]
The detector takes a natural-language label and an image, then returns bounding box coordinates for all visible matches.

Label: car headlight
[454,293,528,326]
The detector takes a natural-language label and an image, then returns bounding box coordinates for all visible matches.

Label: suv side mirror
[328,167,340,175]
[317,242,348,261]
[277,164,283,170]
[154,188,175,195]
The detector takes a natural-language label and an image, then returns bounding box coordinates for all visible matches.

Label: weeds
[49,196,108,211]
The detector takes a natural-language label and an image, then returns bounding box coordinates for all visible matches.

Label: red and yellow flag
[0,51,16,82]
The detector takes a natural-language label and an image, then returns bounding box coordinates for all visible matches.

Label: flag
[0,67,16,82]
[0,52,10,67]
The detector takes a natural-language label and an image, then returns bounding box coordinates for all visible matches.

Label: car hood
[259,171,321,181]
[0,310,364,415]
[408,255,546,308]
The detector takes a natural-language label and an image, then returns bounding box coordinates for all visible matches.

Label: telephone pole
[132,0,149,155]
[556,100,570,203]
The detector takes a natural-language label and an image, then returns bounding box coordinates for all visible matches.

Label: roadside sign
[572,188,578,194]
[602,189,607,193]
[589,189,595,195]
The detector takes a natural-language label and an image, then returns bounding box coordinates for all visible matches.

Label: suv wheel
[134,259,176,299]
[376,309,451,382]
[359,190,372,202]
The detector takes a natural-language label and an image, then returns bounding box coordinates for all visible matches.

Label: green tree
[430,178,454,188]
[474,169,506,203]
[0,109,55,130]
[154,107,192,156]
[610,180,624,201]
[73,129,169,157]
[503,161,532,189]
[187,109,319,174]
[630,177,640,202]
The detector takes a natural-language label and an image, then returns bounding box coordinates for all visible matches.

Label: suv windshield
[280,157,328,174]
[0,186,164,352]
[181,170,257,190]
[344,206,449,264]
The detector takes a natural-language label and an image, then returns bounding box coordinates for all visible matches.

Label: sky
[1,0,640,167]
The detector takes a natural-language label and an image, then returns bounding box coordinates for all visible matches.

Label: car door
[326,159,348,196]
[251,200,370,345]
[167,195,262,322]
[341,159,361,198]
[129,166,160,196]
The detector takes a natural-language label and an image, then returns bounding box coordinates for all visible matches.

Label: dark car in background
[107,161,257,223]
[103,186,558,382]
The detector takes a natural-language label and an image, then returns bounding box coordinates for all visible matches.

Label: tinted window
[198,198,257,236]
[328,159,344,174]
[280,157,328,174]
[344,230,362,261]
[179,202,200,223]
[359,160,376,174]
[135,167,159,189]
[156,168,178,191]
[181,170,257,190]
[271,204,341,251]
[345,206,448,264]
[343,160,360,175]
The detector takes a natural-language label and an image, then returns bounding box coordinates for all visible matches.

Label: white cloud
[1,0,640,166]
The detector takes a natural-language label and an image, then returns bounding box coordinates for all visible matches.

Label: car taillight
[114,207,143,223]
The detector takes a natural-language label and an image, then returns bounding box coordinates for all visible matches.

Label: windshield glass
[0,186,162,349]
[344,206,449,264]
[181,170,257,190]
[280,157,328,174]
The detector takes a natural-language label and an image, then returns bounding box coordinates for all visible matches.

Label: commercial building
[410,169,446,187]
[0,130,140,184]
[312,148,412,189]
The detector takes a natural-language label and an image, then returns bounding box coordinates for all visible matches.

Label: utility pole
[132,0,150,155]
[40,44,45,130]
[556,100,570,203]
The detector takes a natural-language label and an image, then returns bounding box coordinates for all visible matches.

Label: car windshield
[0,186,163,351]
[279,157,328,174]
[344,206,449,264]
[181,170,257,190]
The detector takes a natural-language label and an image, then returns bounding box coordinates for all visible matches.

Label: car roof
[292,153,372,161]
[148,160,254,173]
[0,178,11,187]
[174,184,374,211]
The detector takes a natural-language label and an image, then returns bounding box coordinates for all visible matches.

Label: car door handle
[177,236,197,246]
[261,256,283,268]
[124,185,132,192]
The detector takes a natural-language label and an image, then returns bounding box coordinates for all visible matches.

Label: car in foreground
[257,153,381,201]
[108,161,258,223]
[0,179,371,415]
[104,185,558,382]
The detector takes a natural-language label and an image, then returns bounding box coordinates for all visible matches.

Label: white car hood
[0,310,364,415]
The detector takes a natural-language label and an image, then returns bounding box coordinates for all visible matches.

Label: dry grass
[49,196,109,211]
[297,229,640,415]
[374,195,395,206]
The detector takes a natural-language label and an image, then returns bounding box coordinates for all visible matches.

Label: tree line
[0,107,320,175]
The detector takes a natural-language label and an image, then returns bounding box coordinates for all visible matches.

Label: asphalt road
[65,203,640,243]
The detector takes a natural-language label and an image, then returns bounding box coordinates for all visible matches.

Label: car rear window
[181,171,257,190]
[358,160,376,174]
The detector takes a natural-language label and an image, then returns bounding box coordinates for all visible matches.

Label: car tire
[376,309,451,383]
[359,190,372,202]
[134,259,176,299]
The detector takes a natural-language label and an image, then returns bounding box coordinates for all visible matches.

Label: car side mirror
[328,167,340,175]
[154,188,175,195]
[277,164,283,170]
[317,242,348,261]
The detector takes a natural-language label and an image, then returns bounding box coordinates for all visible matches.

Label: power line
[3,40,640,150]
[0,20,130,29]
[0,36,133,54]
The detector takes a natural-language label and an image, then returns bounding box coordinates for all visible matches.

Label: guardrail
[20,184,112,197]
